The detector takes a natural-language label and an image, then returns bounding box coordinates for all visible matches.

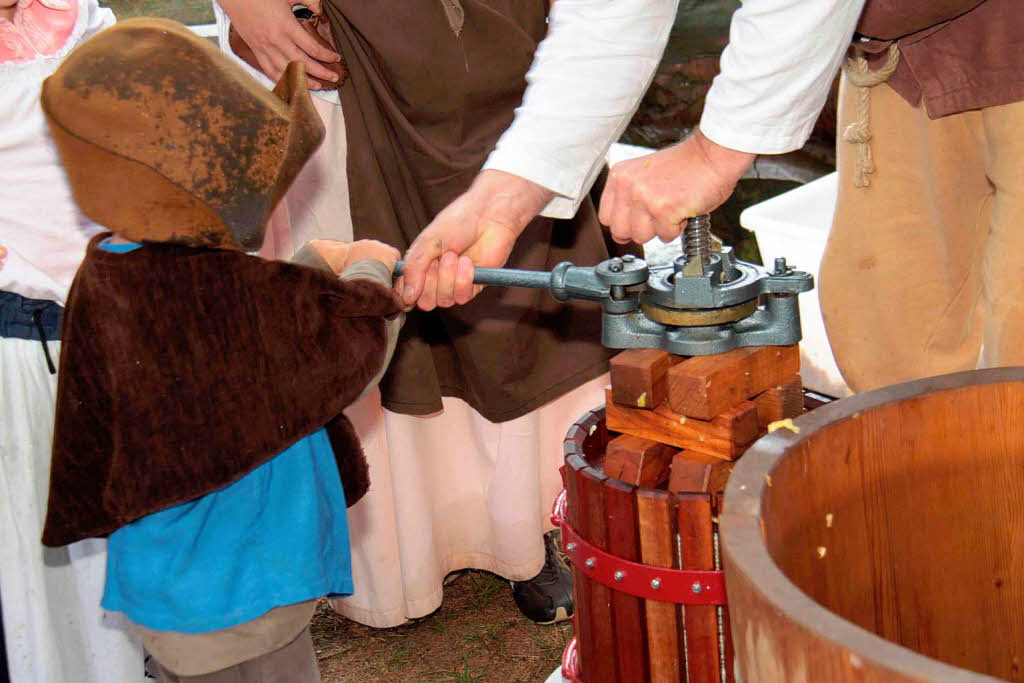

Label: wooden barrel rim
[720,367,1024,683]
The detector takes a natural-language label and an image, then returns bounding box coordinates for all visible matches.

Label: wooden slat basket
[555,408,735,683]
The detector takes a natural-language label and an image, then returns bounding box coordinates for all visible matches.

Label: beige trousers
[152,627,319,683]
[820,75,1024,392]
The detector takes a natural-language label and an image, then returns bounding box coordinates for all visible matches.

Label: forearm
[292,245,403,395]
[341,259,404,398]
[700,0,866,154]
[483,0,678,219]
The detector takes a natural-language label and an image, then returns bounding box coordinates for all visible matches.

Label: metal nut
[566,543,577,553]
[650,578,661,590]
[613,571,625,582]
[691,582,702,594]
[585,557,596,569]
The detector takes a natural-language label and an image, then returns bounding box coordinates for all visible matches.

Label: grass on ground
[311,570,570,682]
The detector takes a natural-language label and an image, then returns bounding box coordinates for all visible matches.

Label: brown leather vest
[855,0,1024,117]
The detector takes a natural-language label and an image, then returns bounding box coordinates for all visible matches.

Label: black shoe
[511,532,574,624]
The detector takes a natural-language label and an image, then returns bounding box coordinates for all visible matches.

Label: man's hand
[599,129,755,245]
[0,245,6,271]
[219,0,341,89]
[398,170,553,311]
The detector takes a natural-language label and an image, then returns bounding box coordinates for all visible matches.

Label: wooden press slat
[716,495,736,683]
[563,454,594,679]
[603,478,649,682]
[678,493,720,683]
[580,408,610,461]
[578,467,618,683]
[721,597,736,683]
[636,489,682,682]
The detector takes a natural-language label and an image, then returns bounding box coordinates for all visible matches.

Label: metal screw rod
[683,214,712,270]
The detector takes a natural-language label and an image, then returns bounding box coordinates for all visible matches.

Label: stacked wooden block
[604,345,804,500]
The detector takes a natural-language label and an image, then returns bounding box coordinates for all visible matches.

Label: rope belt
[842,43,900,188]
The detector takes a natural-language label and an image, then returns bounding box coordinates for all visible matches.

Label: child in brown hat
[39,18,402,681]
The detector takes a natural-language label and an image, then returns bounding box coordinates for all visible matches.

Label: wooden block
[668,450,715,493]
[669,450,738,496]
[752,374,804,428]
[678,493,720,683]
[605,389,756,460]
[668,345,801,419]
[741,345,800,397]
[668,349,749,419]
[603,479,649,682]
[604,434,675,487]
[636,490,682,682]
[609,348,674,409]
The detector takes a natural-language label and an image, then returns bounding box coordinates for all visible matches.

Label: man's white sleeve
[482,0,679,219]
[700,0,866,154]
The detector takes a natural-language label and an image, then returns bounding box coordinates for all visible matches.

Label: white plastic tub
[740,172,850,397]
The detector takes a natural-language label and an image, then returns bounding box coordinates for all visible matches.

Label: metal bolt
[773,257,788,275]
[691,582,703,594]
[650,578,661,590]
[585,557,596,569]
[622,254,635,263]
[613,570,626,582]
[608,258,624,273]
[566,543,577,553]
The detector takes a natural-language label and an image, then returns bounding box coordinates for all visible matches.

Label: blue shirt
[98,239,353,633]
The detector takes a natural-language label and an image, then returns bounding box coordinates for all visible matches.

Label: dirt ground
[311,570,570,683]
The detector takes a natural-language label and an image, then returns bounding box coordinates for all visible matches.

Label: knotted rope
[841,43,900,188]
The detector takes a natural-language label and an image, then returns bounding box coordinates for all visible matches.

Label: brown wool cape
[322,0,619,423]
[41,235,402,547]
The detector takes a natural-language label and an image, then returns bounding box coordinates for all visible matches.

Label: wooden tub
[721,368,1024,682]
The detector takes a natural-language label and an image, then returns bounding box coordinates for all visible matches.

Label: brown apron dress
[323,0,616,422]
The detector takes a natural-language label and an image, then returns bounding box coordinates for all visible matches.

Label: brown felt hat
[41,18,325,251]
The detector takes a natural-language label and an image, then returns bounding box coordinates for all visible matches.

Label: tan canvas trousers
[820,75,1024,392]
[152,626,320,683]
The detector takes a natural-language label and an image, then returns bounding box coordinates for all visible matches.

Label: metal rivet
[613,570,625,582]
[650,578,661,590]
[691,582,702,594]
[622,255,635,263]
[566,543,576,553]
[585,557,596,569]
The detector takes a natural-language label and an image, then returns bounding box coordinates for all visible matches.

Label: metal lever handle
[391,260,613,303]
[393,261,553,290]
